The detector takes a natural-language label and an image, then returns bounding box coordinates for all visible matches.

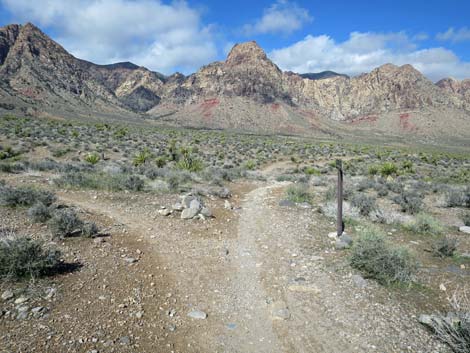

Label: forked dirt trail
[55,180,444,353]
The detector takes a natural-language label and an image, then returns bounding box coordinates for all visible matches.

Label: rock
[181,195,196,208]
[31,306,44,314]
[172,203,184,211]
[124,257,138,264]
[352,274,368,288]
[158,208,172,216]
[459,226,470,234]
[336,234,353,249]
[187,310,207,319]
[271,301,291,320]
[1,290,14,301]
[44,288,56,300]
[327,232,339,239]
[135,311,143,319]
[14,296,28,304]
[288,284,321,293]
[224,200,232,210]
[216,187,231,199]
[119,336,131,345]
[279,199,295,207]
[181,207,199,219]
[93,237,105,244]
[460,252,470,259]
[200,207,213,218]
[298,202,312,209]
[189,199,202,211]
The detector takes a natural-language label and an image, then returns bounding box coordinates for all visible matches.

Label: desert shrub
[155,156,167,168]
[82,222,99,238]
[243,160,256,170]
[426,290,470,353]
[27,202,52,223]
[0,184,55,207]
[375,183,389,197]
[380,162,398,177]
[350,226,417,285]
[368,165,379,176]
[445,188,470,208]
[405,213,443,235]
[286,183,311,203]
[0,236,61,280]
[124,175,144,191]
[432,237,458,258]
[49,209,83,238]
[387,181,404,194]
[461,212,470,226]
[84,153,100,165]
[351,194,376,216]
[394,190,423,214]
[304,166,321,176]
[356,179,375,191]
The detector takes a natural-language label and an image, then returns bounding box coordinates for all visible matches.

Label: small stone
[224,200,232,210]
[200,207,213,218]
[172,203,184,211]
[167,324,177,332]
[158,209,172,216]
[187,310,207,319]
[14,296,28,304]
[124,257,138,264]
[119,336,131,345]
[279,199,295,207]
[352,274,368,288]
[327,232,339,239]
[459,226,470,234]
[135,311,143,319]
[181,195,196,208]
[93,237,105,244]
[271,301,290,320]
[31,306,44,314]
[44,288,56,300]
[181,207,199,219]
[1,290,14,301]
[189,199,202,211]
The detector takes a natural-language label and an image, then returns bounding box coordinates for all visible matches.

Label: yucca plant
[133,148,152,166]
[84,153,100,165]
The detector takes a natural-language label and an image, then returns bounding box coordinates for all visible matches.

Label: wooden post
[336,159,344,236]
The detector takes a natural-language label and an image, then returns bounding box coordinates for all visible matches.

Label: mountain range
[1,23,470,141]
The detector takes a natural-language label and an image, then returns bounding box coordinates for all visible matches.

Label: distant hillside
[300,71,349,80]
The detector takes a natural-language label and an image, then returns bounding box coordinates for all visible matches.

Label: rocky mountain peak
[225,41,269,66]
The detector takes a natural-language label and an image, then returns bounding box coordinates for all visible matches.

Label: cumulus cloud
[269,32,470,81]
[1,0,217,74]
[242,0,312,36]
[437,27,470,43]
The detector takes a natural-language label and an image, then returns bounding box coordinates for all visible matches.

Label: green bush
[432,237,457,258]
[133,148,152,166]
[286,183,311,203]
[368,165,379,176]
[176,148,204,172]
[350,227,417,285]
[82,222,99,238]
[380,162,398,177]
[0,184,56,208]
[0,236,61,280]
[27,202,52,223]
[84,153,100,165]
[49,209,83,238]
[405,213,444,235]
[351,194,376,216]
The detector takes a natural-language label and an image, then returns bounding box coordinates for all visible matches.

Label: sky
[0,0,469,81]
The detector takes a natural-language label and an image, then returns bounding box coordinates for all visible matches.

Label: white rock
[187,310,207,319]
[459,226,470,234]
[1,290,14,301]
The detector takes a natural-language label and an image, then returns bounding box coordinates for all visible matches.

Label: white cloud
[242,0,312,36]
[437,27,470,43]
[1,0,217,74]
[269,32,470,81]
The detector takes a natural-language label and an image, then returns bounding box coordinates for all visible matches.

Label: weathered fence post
[336,159,344,236]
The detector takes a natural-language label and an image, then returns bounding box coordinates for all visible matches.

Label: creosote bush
[405,213,443,235]
[351,194,376,216]
[49,209,83,238]
[286,183,311,204]
[350,226,417,285]
[0,235,61,280]
[432,237,457,258]
[27,202,52,223]
[0,183,56,208]
[428,289,470,353]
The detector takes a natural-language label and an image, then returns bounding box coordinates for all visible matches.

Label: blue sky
[1,0,469,80]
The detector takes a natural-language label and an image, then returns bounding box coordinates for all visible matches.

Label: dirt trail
[55,180,444,353]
